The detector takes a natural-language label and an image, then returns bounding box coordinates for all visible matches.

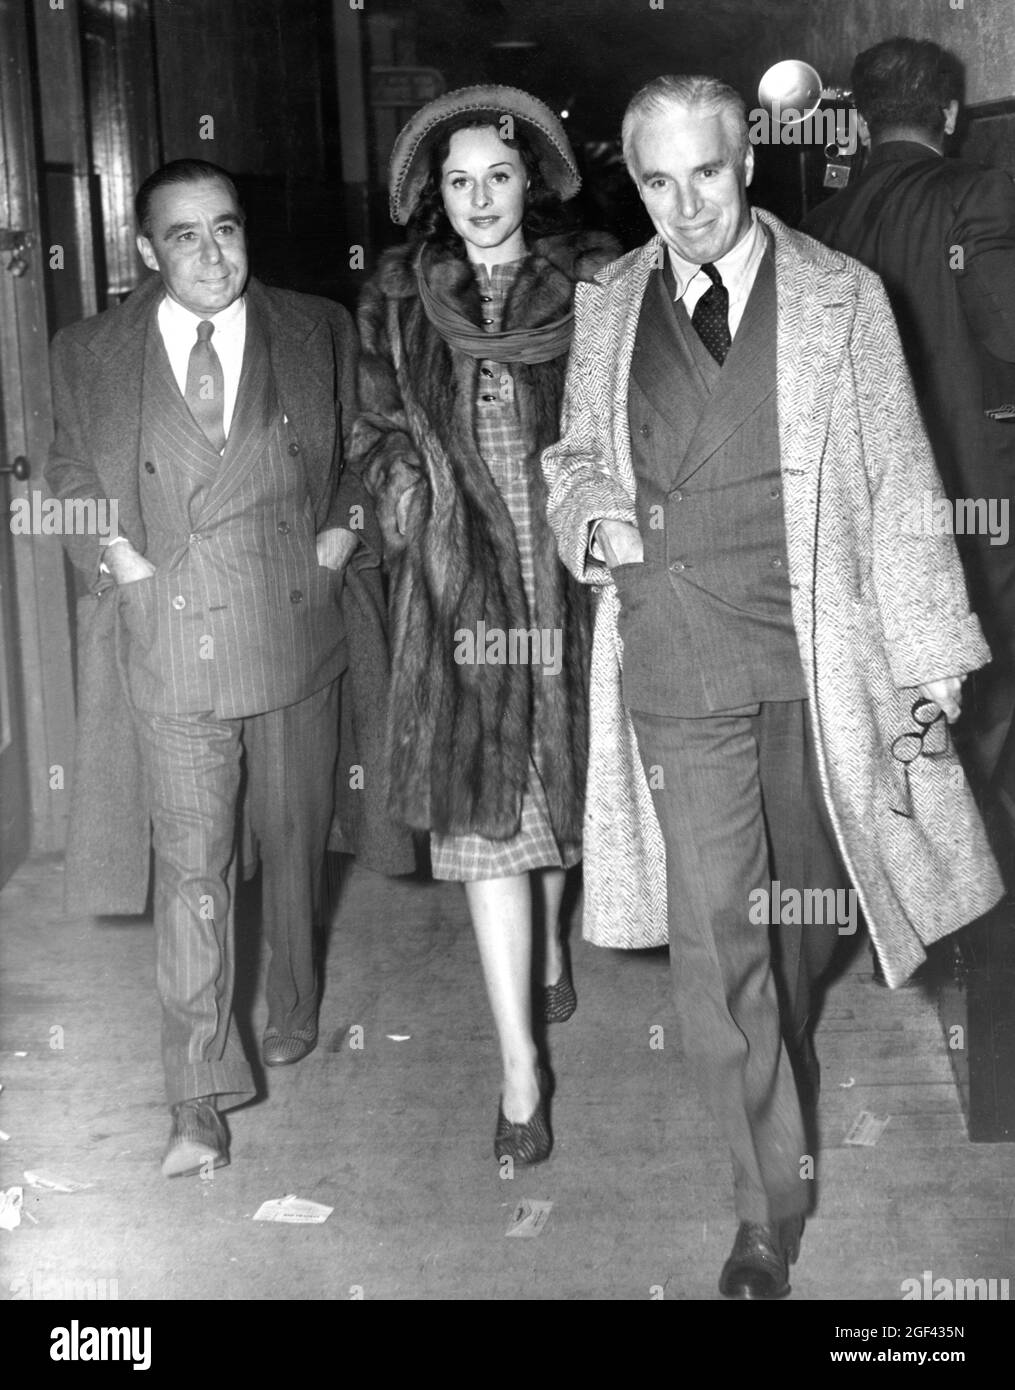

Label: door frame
[0,0,76,865]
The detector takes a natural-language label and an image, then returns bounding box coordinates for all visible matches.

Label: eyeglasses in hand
[889,697,949,819]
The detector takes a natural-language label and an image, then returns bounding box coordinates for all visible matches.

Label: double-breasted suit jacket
[542,209,1003,986]
[47,274,375,913]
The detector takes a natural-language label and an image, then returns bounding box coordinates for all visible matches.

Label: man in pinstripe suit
[47,160,365,1177]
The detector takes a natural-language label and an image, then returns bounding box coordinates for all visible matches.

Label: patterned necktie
[184,319,226,452]
[691,262,732,365]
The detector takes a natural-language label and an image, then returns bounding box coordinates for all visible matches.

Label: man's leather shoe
[718,1217,803,1299]
[262,1028,317,1067]
[161,1097,229,1178]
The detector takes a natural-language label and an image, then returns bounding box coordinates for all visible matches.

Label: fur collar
[372,229,620,305]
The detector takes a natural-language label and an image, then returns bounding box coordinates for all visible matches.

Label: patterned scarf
[415,252,574,364]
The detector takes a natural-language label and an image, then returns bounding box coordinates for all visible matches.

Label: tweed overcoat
[541,210,1003,987]
[48,274,414,914]
[352,231,618,840]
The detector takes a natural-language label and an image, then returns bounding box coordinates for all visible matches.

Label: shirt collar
[667,211,762,302]
[158,292,246,332]
[869,138,944,164]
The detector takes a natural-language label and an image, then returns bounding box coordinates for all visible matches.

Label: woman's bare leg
[465,875,540,1122]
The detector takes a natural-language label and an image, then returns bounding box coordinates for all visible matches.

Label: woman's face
[440,125,529,264]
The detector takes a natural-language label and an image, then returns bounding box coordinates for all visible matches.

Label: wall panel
[152,0,351,302]
[798,0,1015,105]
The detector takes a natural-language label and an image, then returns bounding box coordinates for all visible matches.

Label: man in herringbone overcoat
[542,76,1002,1298]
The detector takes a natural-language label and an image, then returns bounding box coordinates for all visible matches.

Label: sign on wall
[369,67,445,108]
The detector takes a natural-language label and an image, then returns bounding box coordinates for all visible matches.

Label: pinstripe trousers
[134,679,339,1108]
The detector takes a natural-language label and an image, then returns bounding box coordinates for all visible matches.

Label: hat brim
[388,84,581,225]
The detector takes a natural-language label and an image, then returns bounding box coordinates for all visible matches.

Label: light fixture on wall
[758,60,858,205]
[757,60,852,123]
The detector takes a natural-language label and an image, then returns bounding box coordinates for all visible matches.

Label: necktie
[184,320,226,452]
[691,262,732,366]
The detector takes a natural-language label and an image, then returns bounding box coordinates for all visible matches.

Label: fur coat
[542,210,1004,987]
[352,230,619,839]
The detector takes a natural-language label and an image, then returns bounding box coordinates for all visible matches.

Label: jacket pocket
[117,574,157,641]
[610,560,651,596]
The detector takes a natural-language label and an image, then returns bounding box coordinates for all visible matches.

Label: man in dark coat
[46,159,378,1177]
[803,37,1015,802]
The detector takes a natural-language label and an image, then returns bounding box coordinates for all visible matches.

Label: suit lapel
[257,285,337,494]
[85,279,164,536]
[603,223,857,512]
[676,248,777,485]
[630,266,710,442]
[76,275,341,541]
[755,209,859,615]
[608,241,661,503]
[764,209,855,486]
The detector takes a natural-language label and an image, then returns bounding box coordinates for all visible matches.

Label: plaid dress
[430,259,582,881]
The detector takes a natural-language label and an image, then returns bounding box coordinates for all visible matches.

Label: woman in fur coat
[352,86,619,1164]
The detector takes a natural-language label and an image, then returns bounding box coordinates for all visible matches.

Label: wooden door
[0,465,30,888]
[0,0,75,885]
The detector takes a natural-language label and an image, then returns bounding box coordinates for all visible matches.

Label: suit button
[770,557,783,568]
[639,423,650,437]
[672,490,683,501]
[144,461,156,474]
[188,532,201,543]
[770,488,780,498]
[288,441,301,456]
[277,521,290,535]
[171,595,186,610]
[290,589,303,604]
[670,561,687,573]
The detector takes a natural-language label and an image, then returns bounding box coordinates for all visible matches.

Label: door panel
[0,498,29,887]
[0,0,75,882]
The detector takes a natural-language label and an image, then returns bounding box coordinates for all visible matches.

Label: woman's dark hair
[406,116,570,253]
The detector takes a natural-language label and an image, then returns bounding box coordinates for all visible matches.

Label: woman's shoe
[542,961,577,1025]
[494,1070,552,1166]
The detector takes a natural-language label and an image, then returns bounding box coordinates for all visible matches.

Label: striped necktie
[184,319,226,452]
[691,262,732,365]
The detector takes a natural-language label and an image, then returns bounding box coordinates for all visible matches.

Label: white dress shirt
[668,210,766,339]
[157,293,247,437]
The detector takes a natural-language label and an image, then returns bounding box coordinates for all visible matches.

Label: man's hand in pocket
[316,526,359,574]
[105,542,156,585]
[597,519,644,568]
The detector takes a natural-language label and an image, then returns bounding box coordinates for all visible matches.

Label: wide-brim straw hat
[388,83,581,225]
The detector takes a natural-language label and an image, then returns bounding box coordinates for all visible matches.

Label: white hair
[621,74,750,169]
